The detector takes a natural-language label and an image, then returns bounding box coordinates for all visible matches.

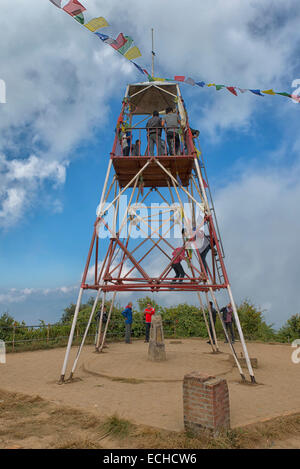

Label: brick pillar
[183,372,230,433]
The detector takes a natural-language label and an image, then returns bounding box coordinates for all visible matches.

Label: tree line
[0,297,299,351]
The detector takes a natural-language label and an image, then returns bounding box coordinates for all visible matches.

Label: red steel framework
[59,82,256,384]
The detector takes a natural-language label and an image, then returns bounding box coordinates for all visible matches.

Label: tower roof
[126,82,180,115]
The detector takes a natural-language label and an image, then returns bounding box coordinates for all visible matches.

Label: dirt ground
[0,338,300,448]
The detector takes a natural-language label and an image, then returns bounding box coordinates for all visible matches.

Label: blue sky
[0,0,300,327]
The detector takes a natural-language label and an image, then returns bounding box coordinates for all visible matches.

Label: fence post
[12,322,16,352]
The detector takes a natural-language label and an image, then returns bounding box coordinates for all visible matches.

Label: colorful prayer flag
[105,37,119,46]
[227,86,237,96]
[49,0,294,104]
[276,92,292,98]
[142,68,153,81]
[124,46,142,60]
[63,0,86,17]
[74,12,84,24]
[185,77,195,86]
[132,61,145,76]
[174,76,185,82]
[262,89,276,95]
[110,33,127,50]
[196,149,201,159]
[249,89,264,96]
[118,36,134,55]
[84,17,109,32]
[95,32,109,42]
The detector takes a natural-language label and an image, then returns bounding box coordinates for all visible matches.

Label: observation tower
[59,80,256,384]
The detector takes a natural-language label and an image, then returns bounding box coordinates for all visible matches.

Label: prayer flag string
[49,1,299,104]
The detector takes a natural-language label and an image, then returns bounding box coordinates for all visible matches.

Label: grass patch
[1,388,300,449]
[111,377,144,384]
[103,414,136,439]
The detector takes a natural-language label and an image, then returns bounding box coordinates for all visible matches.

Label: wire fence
[0,319,182,353]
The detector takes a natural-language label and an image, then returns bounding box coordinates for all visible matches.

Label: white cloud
[0,153,67,227]
[0,0,138,227]
[1,0,299,328]
[213,157,300,327]
[0,0,299,227]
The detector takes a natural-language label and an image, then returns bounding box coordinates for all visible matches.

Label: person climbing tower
[171,245,187,283]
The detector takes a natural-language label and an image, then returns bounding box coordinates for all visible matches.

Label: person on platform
[171,245,187,283]
[132,139,141,156]
[221,303,235,344]
[164,107,180,155]
[121,132,130,156]
[122,302,133,344]
[184,127,200,154]
[144,303,155,343]
[146,110,164,156]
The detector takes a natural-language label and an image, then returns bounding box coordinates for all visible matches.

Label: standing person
[184,127,199,154]
[164,107,180,155]
[95,305,108,347]
[198,233,212,274]
[122,302,133,344]
[207,301,217,345]
[121,132,130,156]
[171,245,187,283]
[144,303,155,343]
[146,110,164,156]
[221,303,235,343]
[132,139,141,156]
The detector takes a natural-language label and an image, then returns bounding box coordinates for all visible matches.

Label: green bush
[236,300,276,342]
[0,297,292,352]
[277,314,300,343]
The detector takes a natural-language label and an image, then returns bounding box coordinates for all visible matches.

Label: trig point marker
[148,315,166,362]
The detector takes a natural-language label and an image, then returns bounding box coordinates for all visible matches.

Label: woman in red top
[171,246,187,283]
[144,304,155,342]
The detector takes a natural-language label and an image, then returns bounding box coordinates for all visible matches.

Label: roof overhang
[126,82,180,115]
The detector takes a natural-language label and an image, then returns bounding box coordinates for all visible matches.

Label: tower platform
[112,154,195,188]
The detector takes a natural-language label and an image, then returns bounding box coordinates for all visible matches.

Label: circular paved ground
[83,339,233,382]
[1,338,299,431]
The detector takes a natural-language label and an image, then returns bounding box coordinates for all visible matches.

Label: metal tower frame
[59,81,256,384]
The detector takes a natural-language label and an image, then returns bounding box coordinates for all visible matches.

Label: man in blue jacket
[122,302,133,344]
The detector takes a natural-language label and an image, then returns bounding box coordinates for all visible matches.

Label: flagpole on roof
[151,28,155,78]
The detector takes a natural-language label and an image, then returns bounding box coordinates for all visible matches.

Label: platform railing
[113,126,196,157]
